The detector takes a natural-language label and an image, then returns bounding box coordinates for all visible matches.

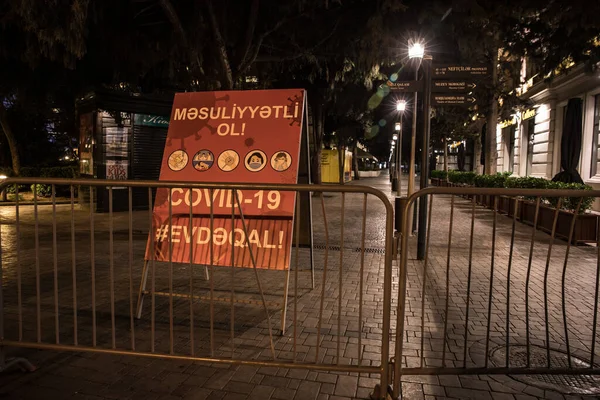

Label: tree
[419,0,600,174]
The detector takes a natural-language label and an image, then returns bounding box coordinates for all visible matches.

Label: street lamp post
[417,55,433,260]
[406,41,424,235]
[395,101,406,197]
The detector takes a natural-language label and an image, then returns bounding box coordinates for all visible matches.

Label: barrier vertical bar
[337,193,345,365]
[544,198,562,368]
[484,196,498,368]
[293,191,300,362]
[109,187,116,349]
[358,193,367,368]
[561,198,583,368]
[525,197,541,367]
[315,194,329,364]
[128,187,135,350]
[168,188,174,355]
[230,189,235,359]
[70,186,78,346]
[393,192,412,398]
[463,195,476,367]
[34,184,41,343]
[591,212,600,366]
[149,188,156,353]
[189,187,195,356]
[441,195,455,367]
[16,185,22,341]
[420,194,434,369]
[90,186,96,347]
[505,198,519,367]
[52,185,59,344]
[210,189,215,357]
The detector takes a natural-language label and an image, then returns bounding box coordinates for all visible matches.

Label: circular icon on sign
[168,149,189,171]
[245,150,267,172]
[271,151,292,172]
[217,149,240,172]
[192,150,214,171]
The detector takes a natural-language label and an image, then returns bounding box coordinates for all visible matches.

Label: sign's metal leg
[135,260,149,319]
[281,267,291,335]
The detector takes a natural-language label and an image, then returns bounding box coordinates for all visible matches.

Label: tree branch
[205,0,234,89]
[236,0,260,73]
[157,0,205,76]
[236,8,315,76]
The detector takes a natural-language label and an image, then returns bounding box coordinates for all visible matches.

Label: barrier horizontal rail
[0,177,394,399]
[395,186,600,398]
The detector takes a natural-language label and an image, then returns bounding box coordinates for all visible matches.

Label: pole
[406,64,419,234]
[417,56,432,260]
[396,113,403,197]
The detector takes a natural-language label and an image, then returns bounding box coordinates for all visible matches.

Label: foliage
[19,166,79,178]
[545,182,594,214]
[504,176,549,200]
[503,177,594,212]
[473,172,511,188]
[430,170,447,180]
[7,193,24,202]
[468,173,594,213]
[30,183,52,198]
[447,171,476,185]
[4,166,78,196]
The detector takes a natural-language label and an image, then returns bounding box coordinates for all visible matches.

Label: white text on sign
[170,188,281,210]
[154,225,284,249]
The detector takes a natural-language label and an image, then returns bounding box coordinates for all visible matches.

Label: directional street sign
[432,94,477,106]
[432,80,477,93]
[433,64,490,78]
[386,80,424,92]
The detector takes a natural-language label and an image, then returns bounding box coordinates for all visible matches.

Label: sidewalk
[0,173,597,399]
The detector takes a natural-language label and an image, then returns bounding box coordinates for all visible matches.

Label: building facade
[495,63,600,188]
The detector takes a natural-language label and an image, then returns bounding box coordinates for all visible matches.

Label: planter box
[523,202,599,245]
[497,195,518,216]
[450,188,598,245]
[431,178,440,186]
[482,194,497,209]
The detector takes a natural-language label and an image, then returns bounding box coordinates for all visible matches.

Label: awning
[356,148,378,162]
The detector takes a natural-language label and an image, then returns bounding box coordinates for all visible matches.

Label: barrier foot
[0,357,36,373]
[370,384,395,400]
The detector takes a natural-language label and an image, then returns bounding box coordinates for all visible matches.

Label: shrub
[504,176,549,201]
[545,181,594,213]
[448,171,476,185]
[430,170,447,180]
[39,166,79,179]
[474,172,510,188]
[30,183,53,198]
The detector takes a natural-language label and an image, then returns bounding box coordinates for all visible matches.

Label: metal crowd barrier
[394,186,600,398]
[0,178,394,399]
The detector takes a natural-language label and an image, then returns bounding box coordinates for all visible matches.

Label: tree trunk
[485,48,499,175]
[352,144,359,180]
[312,147,322,185]
[443,137,448,179]
[473,136,482,174]
[337,146,345,184]
[0,103,20,175]
[309,95,324,184]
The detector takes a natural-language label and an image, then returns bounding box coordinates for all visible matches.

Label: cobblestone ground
[0,174,598,399]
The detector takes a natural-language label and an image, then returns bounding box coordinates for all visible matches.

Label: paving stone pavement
[0,174,597,399]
